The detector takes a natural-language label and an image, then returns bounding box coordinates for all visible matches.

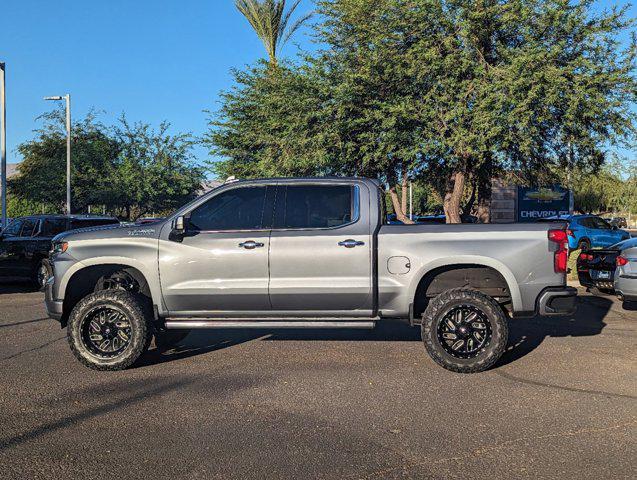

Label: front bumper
[537,286,578,316]
[45,276,63,321]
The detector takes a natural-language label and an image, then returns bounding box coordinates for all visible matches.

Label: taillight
[579,253,593,261]
[616,256,628,267]
[548,229,568,274]
[566,229,575,237]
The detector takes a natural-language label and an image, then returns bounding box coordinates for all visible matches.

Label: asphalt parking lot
[0,283,635,479]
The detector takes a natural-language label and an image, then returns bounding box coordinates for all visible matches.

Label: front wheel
[67,290,152,371]
[421,288,508,373]
[32,259,52,291]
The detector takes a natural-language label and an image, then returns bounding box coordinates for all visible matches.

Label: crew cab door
[268,182,373,315]
[158,185,275,315]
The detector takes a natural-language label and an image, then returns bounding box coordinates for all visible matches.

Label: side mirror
[174,215,185,233]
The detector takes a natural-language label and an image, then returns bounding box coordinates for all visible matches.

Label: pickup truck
[45,177,576,373]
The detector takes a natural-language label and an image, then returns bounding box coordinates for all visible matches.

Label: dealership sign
[517,186,572,222]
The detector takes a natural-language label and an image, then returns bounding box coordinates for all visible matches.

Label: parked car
[46,177,575,373]
[604,216,628,229]
[577,237,637,303]
[614,238,637,304]
[0,215,120,288]
[576,248,621,291]
[549,215,630,250]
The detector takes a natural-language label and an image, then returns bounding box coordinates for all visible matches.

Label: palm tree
[235,0,312,65]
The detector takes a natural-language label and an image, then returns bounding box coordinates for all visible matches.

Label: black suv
[0,215,120,288]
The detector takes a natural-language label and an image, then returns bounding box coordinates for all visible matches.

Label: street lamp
[44,94,71,215]
[0,62,6,229]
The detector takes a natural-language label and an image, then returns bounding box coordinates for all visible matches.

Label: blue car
[565,215,630,250]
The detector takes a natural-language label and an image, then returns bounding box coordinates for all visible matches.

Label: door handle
[338,239,365,248]
[239,240,265,249]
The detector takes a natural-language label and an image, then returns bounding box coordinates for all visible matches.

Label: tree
[10,110,205,220]
[209,0,636,223]
[206,61,332,179]
[9,109,121,213]
[111,117,205,220]
[235,0,312,65]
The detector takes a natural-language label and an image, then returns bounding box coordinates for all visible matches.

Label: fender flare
[60,256,163,311]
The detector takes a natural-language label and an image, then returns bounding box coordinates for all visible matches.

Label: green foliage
[7,196,57,218]
[9,109,204,220]
[571,157,637,214]
[206,61,333,179]
[235,0,312,64]
[11,110,121,212]
[209,0,637,223]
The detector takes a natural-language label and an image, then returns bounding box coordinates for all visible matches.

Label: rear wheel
[421,288,508,373]
[67,290,152,371]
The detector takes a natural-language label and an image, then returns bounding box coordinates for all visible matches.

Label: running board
[164,320,377,330]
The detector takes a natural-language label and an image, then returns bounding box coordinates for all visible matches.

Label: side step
[164,320,377,330]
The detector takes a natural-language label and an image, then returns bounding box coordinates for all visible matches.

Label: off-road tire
[67,290,152,371]
[578,239,591,251]
[154,329,191,350]
[421,288,508,374]
[31,258,52,291]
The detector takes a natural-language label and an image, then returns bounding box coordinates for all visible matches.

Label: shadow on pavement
[496,294,611,368]
[139,297,613,370]
[0,279,39,294]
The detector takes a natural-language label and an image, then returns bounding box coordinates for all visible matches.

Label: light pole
[44,94,71,215]
[1,62,6,229]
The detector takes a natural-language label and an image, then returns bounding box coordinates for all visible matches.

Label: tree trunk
[476,157,493,223]
[443,171,466,224]
[401,170,408,219]
[476,183,492,224]
[389,185,415,224]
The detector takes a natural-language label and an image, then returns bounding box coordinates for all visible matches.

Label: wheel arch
[410,257,522,318]
[60,258,161,326]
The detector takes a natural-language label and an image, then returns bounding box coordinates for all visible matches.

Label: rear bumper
[537,286,578,316]
[615,275,637,302]
[44,277,63,321]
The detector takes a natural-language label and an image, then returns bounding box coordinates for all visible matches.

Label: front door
[159,185,275,315]
[0,218,25,277]
[268,183,373,315]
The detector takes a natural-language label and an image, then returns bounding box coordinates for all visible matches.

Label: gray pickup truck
[45,177,576,373]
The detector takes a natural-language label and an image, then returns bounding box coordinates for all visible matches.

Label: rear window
[42,218,68,236]
[20,218,37,237]
[274,185,356,229]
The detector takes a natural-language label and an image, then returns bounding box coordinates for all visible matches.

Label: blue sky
[0,0,315,170]
[0,0,635,174]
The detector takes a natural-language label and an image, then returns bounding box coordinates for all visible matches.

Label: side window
[2,219,23,236]
[189,186,268,231]
[274,185,356,229]
[593,218,611,230]
[43,218,69,236]
[578,218,591,228]
[20,218,36,237]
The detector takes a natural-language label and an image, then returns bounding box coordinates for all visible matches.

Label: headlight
[51,241,69,255]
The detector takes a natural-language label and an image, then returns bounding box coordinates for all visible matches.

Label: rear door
[159,184,275,315]
[268,182,373,315]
